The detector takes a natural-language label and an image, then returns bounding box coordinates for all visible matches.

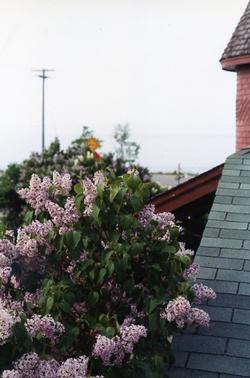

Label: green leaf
[72,231,81,248]
[75,194,83,212]
[24,210,34,224]
[74,183,83,195]
[91,204,100,224]
[98,268,106,284]
[104,326,116,338]
[107,262,115,277]
[59,300,72,314]
[110,184,120,202]
[88,291,99,305]
[89,269,95,280]
[120,214,137,229]
[64,230,81,250]
[46,296,54,313]
[152,264,162,272]
[130,197,143,212]
[130,242,145,255]
[149,298,163,314]
[126,175,141,190]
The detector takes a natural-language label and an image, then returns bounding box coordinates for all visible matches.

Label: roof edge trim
[221,55,250,71]
[150,164,224,213]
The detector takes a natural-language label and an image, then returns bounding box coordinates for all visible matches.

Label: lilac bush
[0,170,215,377]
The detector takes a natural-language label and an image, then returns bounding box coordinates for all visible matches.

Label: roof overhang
[221,55,250,71]
[151,164,224,213]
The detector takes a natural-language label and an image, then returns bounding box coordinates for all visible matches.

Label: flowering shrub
[0,127,160,230]
[0,170,215,377]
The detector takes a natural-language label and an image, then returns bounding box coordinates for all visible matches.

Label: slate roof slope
[221,1,250,61]
[169,147,250,377]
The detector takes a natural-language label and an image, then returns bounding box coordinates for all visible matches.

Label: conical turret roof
[221,1,250,69]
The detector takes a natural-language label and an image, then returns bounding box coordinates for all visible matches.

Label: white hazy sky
[0,0,248,173]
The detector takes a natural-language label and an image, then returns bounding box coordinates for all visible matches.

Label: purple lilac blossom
[52,171,72,196]
[183,262,199,281]
[160,296,211,328]
[120,324,147,353]
[57,356,89,378]
[191,282,216,304]
[45,197,79,235]
[16,229,38,258]
[160,296,191,328]
[3,353,98,378]
[92,335,119,366]
[83,171,105,216]
[138,204,175,230]
[93,323,147,366]
[18,174,51,214]
[0,306,18,345]
[25,314,64,344]
[187,308,210,327]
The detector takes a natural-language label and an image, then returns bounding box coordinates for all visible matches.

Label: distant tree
[0,127,161,230]
[114,124,140,162]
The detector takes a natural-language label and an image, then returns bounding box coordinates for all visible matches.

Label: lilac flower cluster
[16,229,38,258]
[52,171,72,196]
[0,266,11,284]
[45,197,79,235]
[0,307,17,345]
[120,324,147,353]
[0,298,20,345]
[93,324,147,366]
[92,335,125,366]
[160,296,210,328]
[18,174,51,214]
[138,204,175,230]
[0,296,23,314]
[187,307,210,327]
[57,356,88,377]
[183,262,199,281]
[25,314,65,344]
[0,239,17,285]
[18,172,73,215]
[138,204,156,227]
[0,239,16,260]
[192,282,216,304]
[82,171,105,216]
[23,220,53,240]
[2,353,103,378]
[24,290,42,308]
[160,296,191,328]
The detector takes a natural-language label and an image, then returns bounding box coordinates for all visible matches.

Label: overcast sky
[0,0,248,173]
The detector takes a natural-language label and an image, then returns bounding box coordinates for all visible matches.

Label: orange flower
[87,137,101,152]
[94,151,101,160]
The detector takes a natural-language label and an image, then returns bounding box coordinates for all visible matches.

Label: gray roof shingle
[169,147,250,377]
[221,1,250,61]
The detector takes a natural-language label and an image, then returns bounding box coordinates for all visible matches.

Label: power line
[32,68,55,153]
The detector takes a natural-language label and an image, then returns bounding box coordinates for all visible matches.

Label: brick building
[160,2,250,376]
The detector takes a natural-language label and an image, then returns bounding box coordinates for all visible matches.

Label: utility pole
[32,69,54,153]
[175,163,184,186]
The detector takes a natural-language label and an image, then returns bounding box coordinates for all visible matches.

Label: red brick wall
[236,66,250,150]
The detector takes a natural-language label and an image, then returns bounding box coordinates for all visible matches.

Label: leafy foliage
[0,127,160,229]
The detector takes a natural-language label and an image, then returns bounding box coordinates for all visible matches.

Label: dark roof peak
[221,1,250,62]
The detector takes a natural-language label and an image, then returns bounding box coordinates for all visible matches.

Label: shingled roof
[221,1,250,62]
[169,147,250,377]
